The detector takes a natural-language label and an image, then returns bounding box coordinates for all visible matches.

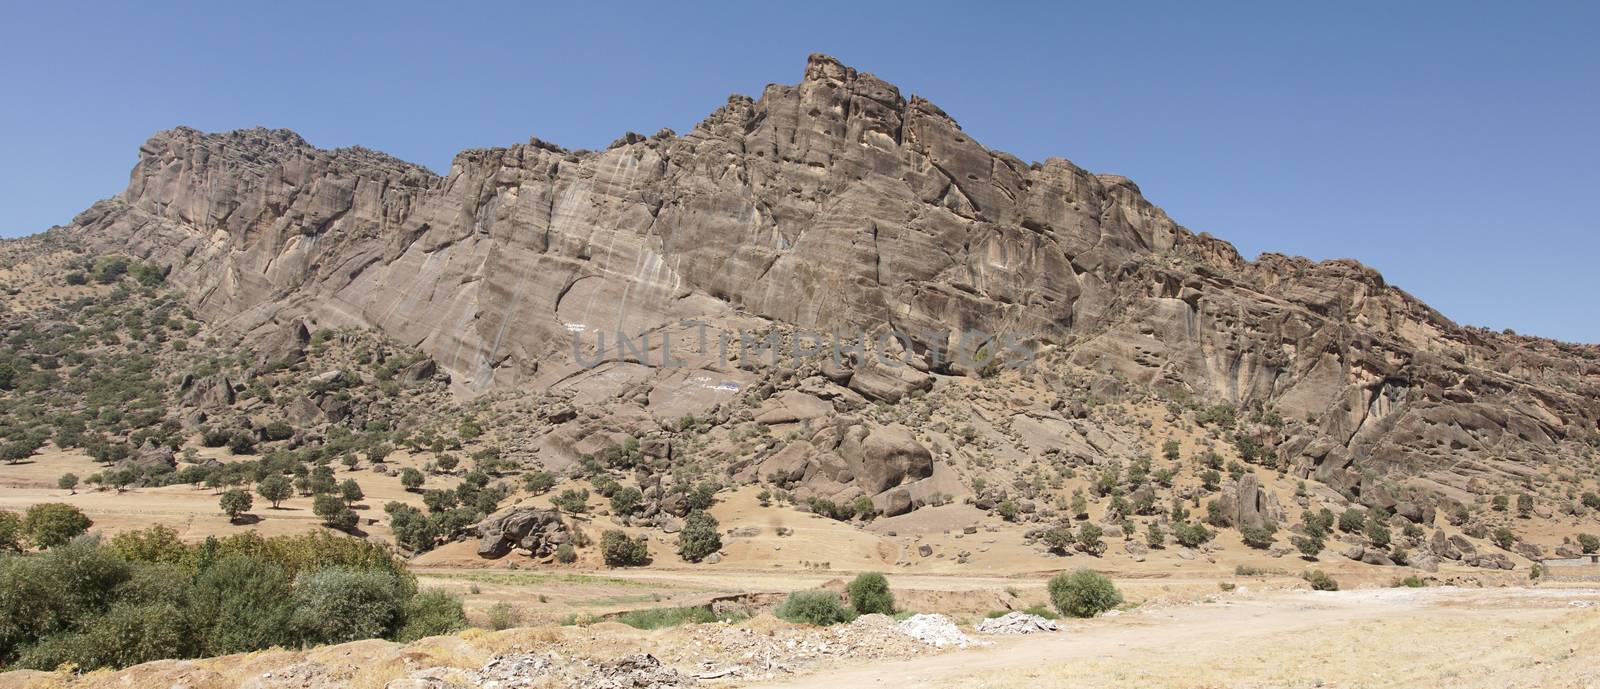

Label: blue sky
[2,2,1596,342]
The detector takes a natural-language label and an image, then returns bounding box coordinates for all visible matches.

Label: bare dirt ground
[3,574,1593,689]
[749,586,1600,689]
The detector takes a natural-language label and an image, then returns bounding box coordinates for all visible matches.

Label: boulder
[845,424,933,494]
[1233,474,1284,529]
[874,488,914,517]
[476,507,569,559]
[754,391,832,424]
[846,357,932,403]
[400,358,438,383]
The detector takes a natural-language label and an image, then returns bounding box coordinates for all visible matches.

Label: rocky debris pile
[896,614,986,649]
[390,652,692,689]
[976,612,1060,635]
[475,507,570,558]
[655,614,936,682]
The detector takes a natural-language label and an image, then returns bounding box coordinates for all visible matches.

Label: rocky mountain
[17,53,1600,528]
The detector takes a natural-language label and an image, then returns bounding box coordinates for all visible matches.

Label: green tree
[610,486,643,516]
[1577,533,1600,554]
[1076,522,1106,556]
[1305,569,1339,591]
[23,503,92,548]
[1240,523,1277,549]
[339,478,365,506]
[845,572,895,615]
[676,511,722,562]
[219,489,253,522]
[552,488,589,514]
[399,467,425,491]
[1048,569,1123,618]
[1145,522,1165,549]
[522,470,555,494]
[1338,508,1366,533]
[1069,491,1088,519]
[1492,526,1516,550]
[1293,532,1325,558]
[1516,493,1534,518]
[314,494,358,531]
[58,473,80,494]
[1365,519,1392,550]
[599,529,649,567]
[1172,522,1213,548]
[257,476,293,508]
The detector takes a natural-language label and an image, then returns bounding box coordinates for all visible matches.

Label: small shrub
[845,572,895,615]
[774,590,855,626]
[1492,526,1516,550]
[1172,522,1213,548]
[1304,569,1339,591]
[486,602,522,631]
[1048,569,1123,618]
[397,589,467,641]
[1240,523,1277,549]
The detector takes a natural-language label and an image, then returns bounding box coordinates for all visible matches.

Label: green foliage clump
[612,605,744,630]
[288,567,404,646]
[219,489,253,522]
[1492,526,1516,550]
[774,590,855,626]
[396,589,467,641]
[0,532,456,669]
[1304,569,1339,591]
[599,530,649,567]
[1240,523,1277,549]
[845,572,895,615]
[1578,533,1600,554]
[1338,508,1366,533]
[22,503,92,548]
[1048,569,1123,618]
[552,489,589,514]
[1172,522,1213,548]
[676,511,722,563]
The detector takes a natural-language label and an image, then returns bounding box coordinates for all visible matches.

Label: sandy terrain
[750,586,1600,689]
[2,579,1593,688]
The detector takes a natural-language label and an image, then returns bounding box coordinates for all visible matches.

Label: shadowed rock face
[54,54,1600,507]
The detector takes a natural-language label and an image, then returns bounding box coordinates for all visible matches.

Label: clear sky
[2,2,1596,342]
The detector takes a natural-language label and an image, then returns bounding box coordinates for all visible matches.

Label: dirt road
[747,586,1600,689]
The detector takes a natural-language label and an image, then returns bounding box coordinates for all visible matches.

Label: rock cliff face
[51,54,1600,508]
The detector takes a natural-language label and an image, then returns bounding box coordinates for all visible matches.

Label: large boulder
[181,374,235,409]
[754,391,832,425]
[118,440,177,474]
[400,357,439,383]
[846,357,933,404]
[476,507,569,559]
[844,424,933,494]
[1233,474,1283,529]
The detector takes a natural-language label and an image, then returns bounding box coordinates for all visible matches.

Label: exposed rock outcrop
[476,507,569,559]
